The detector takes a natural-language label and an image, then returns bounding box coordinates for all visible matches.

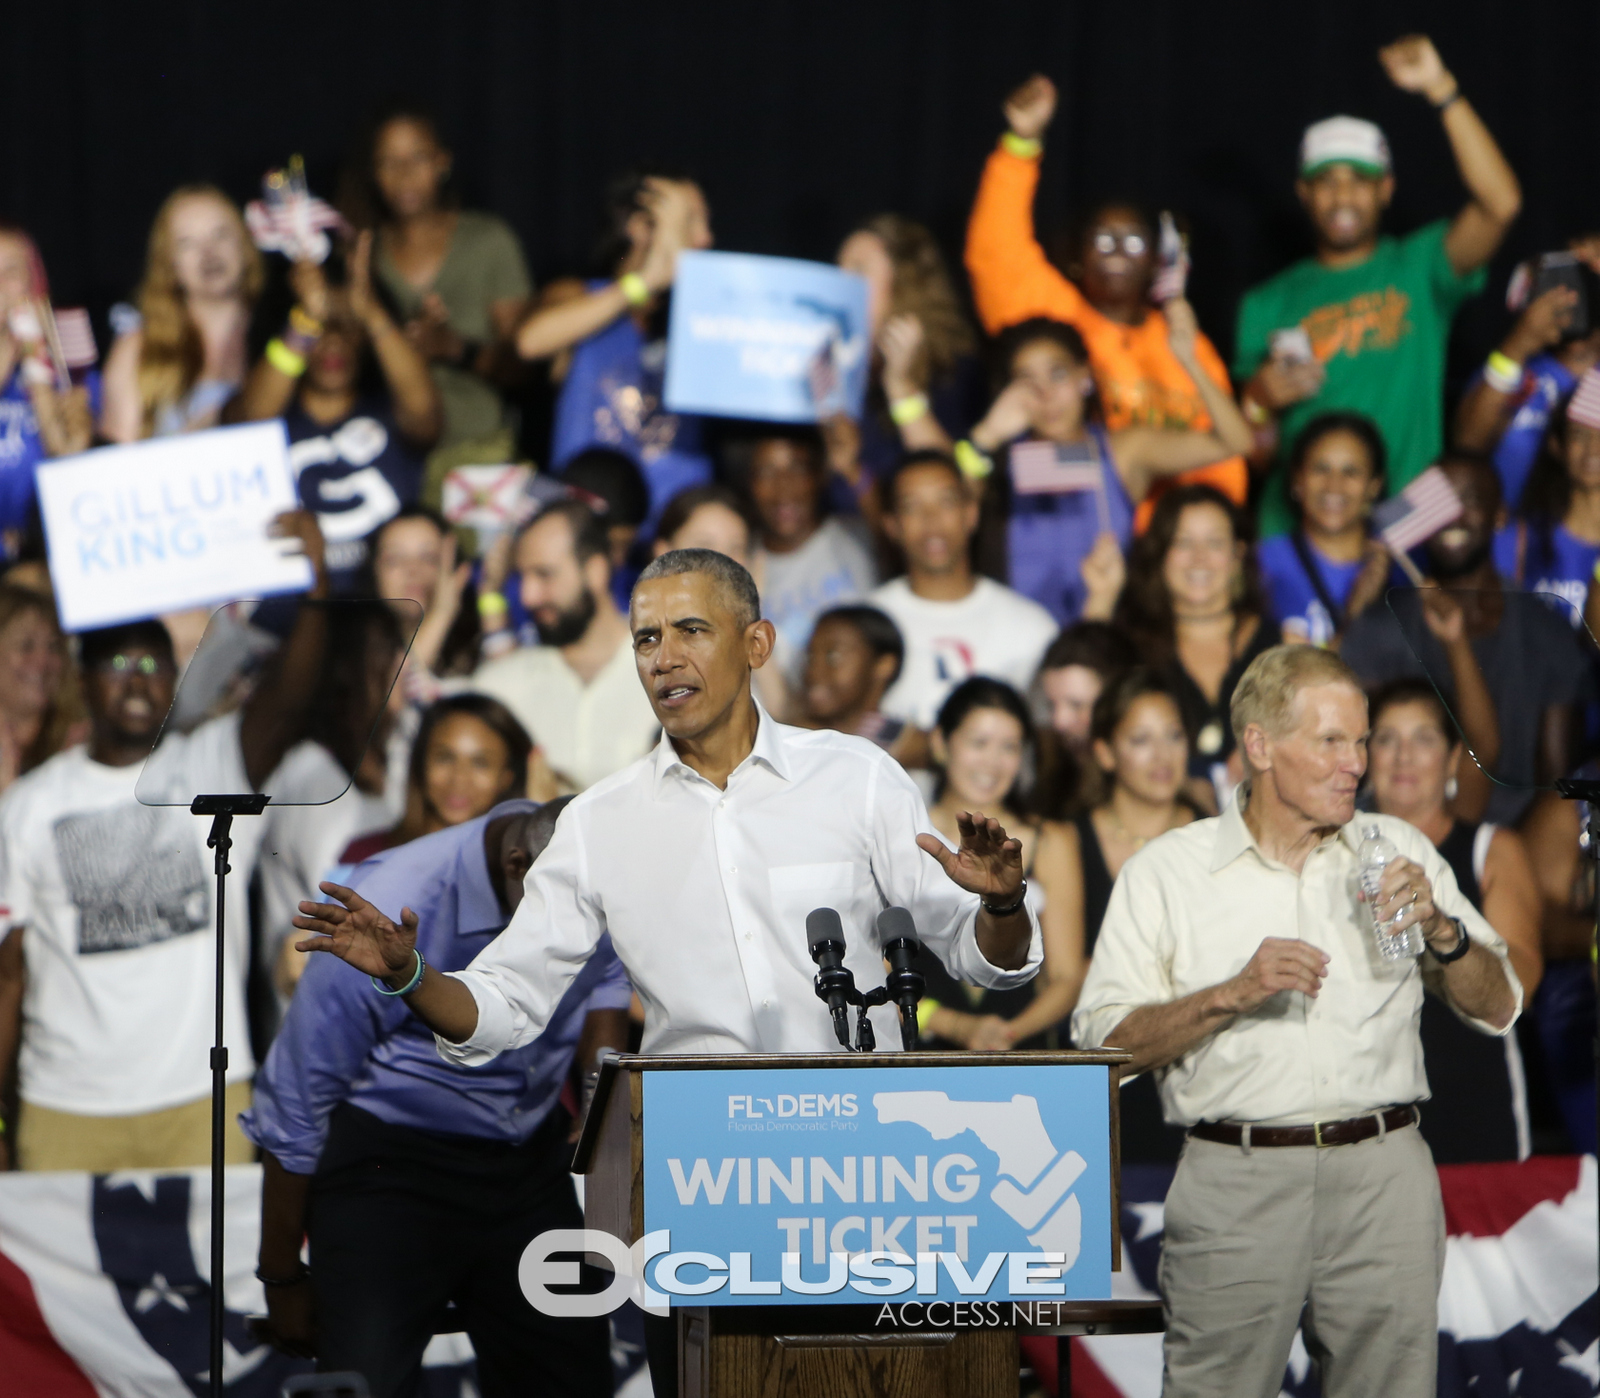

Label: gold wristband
[618,272,651,307]
[288,305,324,338]
[954,439,993,481]
[889,392,930,427]
[1001,132,1042,160]
[265,338,307,378]
[1242,395,1271,426]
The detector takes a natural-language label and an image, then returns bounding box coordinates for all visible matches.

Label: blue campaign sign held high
[641,1064,1112,1307]
[663,250,870,423]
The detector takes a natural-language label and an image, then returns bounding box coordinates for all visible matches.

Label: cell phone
[1526,253,1594,339]
[1270,327,1314,365]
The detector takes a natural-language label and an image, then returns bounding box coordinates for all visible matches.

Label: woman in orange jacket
[965,74,1247,530]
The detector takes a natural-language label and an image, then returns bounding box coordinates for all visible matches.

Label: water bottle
[1357,824,1424,961]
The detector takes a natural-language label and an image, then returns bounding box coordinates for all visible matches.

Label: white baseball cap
[1299,116,1392,179]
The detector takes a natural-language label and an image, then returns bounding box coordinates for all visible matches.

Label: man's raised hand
[1378,35,1454,104]
[917,811,1026,905]
[1004,75,1057,142]
[1217,937,1330,1015]
[294,882,419,982]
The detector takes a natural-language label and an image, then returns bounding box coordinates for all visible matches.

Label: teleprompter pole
[193,793,268,1398]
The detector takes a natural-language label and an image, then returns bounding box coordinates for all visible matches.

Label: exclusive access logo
[521,1071,1110,1318]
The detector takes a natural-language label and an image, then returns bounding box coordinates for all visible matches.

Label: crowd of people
[0,30,1595,1387]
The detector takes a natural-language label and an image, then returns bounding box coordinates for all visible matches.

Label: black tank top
[1073,811,1116,959]
[918,824,1054,1049]
[1418,821,1522,1163]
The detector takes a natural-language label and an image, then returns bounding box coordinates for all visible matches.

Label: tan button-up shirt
[469,639,659,791]
[1071,799,1522,1128]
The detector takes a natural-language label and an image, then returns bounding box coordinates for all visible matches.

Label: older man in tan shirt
[1073,645,1519,1398]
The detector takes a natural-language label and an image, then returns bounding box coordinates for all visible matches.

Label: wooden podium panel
[681,1311,1018,1398]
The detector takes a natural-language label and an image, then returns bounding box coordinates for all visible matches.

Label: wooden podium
[574,1050,1160,1398]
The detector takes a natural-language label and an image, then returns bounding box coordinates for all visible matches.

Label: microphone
[876,907,926,1050]
[807,908,854,1049]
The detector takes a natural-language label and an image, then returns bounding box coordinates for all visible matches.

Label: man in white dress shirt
[295,547,1041,1056]
[1073,644,1519,1398]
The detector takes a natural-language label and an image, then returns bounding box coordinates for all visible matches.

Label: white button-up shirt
[439,706,1042,1061]
[1071,799,1521,1128]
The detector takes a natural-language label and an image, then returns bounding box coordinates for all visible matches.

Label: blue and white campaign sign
[663,250,870,422]
[37,421,313,632]
[639,1064,1112,1306]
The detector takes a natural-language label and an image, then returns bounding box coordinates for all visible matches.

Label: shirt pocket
[768,862,861,948]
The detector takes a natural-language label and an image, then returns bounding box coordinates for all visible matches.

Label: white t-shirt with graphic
[0,715,262,1115]
[870,576,1060,729]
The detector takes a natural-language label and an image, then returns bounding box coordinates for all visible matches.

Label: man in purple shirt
[244,797,629,1398]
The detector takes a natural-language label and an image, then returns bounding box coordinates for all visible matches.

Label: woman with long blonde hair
[101,185,262,441]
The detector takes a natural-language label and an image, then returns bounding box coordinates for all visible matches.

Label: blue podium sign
[640,1064,1112,1306]
[662,250,870,423]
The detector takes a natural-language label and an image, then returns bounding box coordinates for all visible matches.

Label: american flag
[243,193,346,265]
[1010,440,1104,496]
[1371,466,1464,553]
[1569,366,1600,430]
[51,308,97,369]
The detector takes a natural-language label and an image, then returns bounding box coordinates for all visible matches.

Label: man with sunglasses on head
[1236,34,1522,538]
[0,512,329,1171]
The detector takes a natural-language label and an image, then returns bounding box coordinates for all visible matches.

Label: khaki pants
[1159,1122,1444,1398]
[17,1082,255,1172]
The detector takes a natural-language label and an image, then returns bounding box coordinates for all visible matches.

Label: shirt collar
[651,697,791,790]
[1208,785,1349,874]
[455,798,541,936]
[1209,789,1256,873]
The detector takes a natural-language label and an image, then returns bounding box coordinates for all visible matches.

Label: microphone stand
[191,793,269,1398]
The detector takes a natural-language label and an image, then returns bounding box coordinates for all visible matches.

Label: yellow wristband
[916,998,942,1034]
[889,393,930,428]
[265,338,307,378]
[1001,132,1042,160]
[477,590,509,618]
[1484,351,1522,394]
[954,439,993,481]
[1242,395,1271,426]
[618,272,651,308]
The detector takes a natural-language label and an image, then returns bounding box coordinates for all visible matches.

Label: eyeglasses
[1091,232,1148,258]
[92,653,174,677]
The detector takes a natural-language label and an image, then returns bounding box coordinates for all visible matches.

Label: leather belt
[1189,1104,1419,1149]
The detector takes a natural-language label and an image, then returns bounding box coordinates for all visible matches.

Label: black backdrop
[5,0,1599,390]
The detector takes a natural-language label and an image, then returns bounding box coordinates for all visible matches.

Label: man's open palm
[294,882,419,980]
[918,811,1025,903]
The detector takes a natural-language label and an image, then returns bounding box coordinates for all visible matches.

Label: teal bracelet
[371,949,425,996]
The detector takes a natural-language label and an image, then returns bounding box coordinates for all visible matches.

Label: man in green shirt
[1236,34,1521,537]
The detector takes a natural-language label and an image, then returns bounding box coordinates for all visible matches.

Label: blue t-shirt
[1493,521,1600,626]
[1004,426,1133,626]
[1477,353,1576,511]
[0,367,103,550]
[286,397,424,593]
[551,284,711,534]
[1257,533,1365,646]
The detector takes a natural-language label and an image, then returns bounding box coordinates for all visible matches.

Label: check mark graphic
[990,1150,1087,1231]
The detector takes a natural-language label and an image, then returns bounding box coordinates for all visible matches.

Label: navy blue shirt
[286,396,424,592]
[241,800,631,1173]
[551,284,711,535]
